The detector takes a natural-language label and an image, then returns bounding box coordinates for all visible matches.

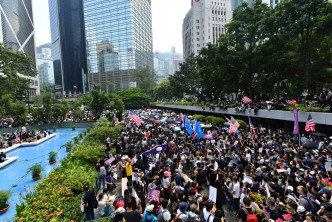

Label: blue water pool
[0,128,85,221]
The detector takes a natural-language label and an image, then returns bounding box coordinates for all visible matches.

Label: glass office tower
[49,0,88,94]
[0,0,39,94]
[84,0,153,91]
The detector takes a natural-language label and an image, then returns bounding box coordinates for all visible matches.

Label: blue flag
[142,144,167,156]
[185,117,193,136]
[194,119,204,140]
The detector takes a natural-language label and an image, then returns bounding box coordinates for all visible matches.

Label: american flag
[228,116,240,134]
[242,96,253,104]
[248,117,257,139]
[305,114,315,132]
[128,111,141,127]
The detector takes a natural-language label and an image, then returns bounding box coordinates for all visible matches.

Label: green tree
[0,94,27,126]
[277,0,332,89]
[117,88,151,108]
[226,0,271,97]
[153,80,182,100]
[0,44,37,100]
[40,83,55,93]
[169,54,205,101]
[88,85,109,118]
[32,92,53,124]
[132,67,157,96]
[109,94,124,120]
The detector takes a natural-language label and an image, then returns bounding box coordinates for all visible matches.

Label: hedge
[15,125,123,221]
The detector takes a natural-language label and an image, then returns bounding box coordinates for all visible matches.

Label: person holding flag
[128,111,141,127]
[180,113,186,131]
[225,116,240,134]
[248,117,257,139]
[305,114,315,132]
[185,117,193,136]
[193,119,204,140]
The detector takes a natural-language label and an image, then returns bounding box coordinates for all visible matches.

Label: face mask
[296,166,300,169]
[278,181,281,185]
[305,157,308,160]
[271,172,274,176]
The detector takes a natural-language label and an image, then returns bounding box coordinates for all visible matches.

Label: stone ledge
[153,104,332,125]
[0,156,18,169]
[2,133,56,154]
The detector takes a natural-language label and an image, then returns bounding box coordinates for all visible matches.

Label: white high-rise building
[183,0,232,59]
[169,47,183,75]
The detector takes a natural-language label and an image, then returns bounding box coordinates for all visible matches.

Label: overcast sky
[32,0,191,54]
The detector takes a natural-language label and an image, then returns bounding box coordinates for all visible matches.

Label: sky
[32,0,191,54]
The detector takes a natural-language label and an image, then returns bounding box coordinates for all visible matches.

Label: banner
[147,189,160,202]
[293,109,300,135]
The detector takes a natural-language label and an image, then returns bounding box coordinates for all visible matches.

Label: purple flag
[293,109,300,135]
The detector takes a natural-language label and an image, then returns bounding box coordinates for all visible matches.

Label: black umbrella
[166,119,174,123]
[311,132,327,137]
[303,141,317,149]
[162,128,171,132]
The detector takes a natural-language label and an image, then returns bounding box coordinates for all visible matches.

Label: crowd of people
[0,130,53,149]
[165,87,332,113]
[81,109,332,222]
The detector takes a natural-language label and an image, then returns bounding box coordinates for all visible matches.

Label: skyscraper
[0,0,39,94]
[37,59,55,84]
[169,47,183,75]
[49,0,88,94]
[84,0,153,91]
[182,0,232,59]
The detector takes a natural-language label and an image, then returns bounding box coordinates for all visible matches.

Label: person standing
[126,158,133,182]
[231,176,241,212]
[82,184,95,221]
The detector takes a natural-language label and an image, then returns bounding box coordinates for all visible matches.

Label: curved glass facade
[84,0,153,90]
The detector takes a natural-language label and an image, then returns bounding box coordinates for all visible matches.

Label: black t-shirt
[237,207,254,222]
[83,189,95,212]
[123,209,140,222]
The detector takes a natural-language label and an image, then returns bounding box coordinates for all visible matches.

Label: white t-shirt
[203,208,214,222]
[162,177,169,189]
[246,153,251,162]
[232,182,241,198]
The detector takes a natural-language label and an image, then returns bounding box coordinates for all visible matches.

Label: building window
[196,26,199,29]
[197,38,200,41]
[196,19,199,23]
[212,17,214,21]
[197,44,200,47]
[208,36,210,39]
[212,10,214,14]
[197,32,200,35]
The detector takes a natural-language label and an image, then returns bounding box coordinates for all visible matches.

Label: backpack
[157,210,167,222]
[99,166,106,178]
[243,208,258,222]
[144,213,157,222]
[301,196,316,214]
[175,213,184,222]
[186,213,197,222]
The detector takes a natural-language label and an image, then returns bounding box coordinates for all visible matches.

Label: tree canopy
[164,0,332,101]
